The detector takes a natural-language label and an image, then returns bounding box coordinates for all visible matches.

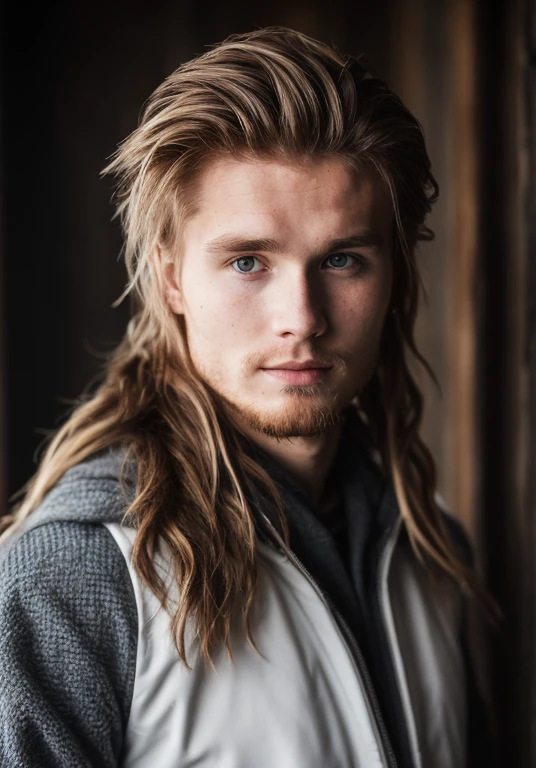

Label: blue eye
[325,253,357,269]
[231,256,261,274]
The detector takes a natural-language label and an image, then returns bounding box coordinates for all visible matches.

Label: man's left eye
[325,253,357,269]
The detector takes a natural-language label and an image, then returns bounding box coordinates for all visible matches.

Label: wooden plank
[388,0,450,503]
[446,0,480,542]
[521,0,536,758]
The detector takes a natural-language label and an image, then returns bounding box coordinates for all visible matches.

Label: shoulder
[0,517,138,638]
[0,446,140,654]
[0,518,138,667]
[0,518,139,682]
[21,446,138,531]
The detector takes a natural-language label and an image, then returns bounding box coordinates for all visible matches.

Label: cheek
[333,280,391,347]
[181,275,259,351]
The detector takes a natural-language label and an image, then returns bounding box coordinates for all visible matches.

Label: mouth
[260,363,332,386]
[263,360,332,371]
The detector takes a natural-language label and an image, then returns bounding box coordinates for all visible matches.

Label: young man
[0,26,491,768]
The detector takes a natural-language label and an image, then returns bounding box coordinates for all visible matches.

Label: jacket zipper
[260,513,399,768]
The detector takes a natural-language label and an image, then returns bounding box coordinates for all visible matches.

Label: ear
[155,243,184,314]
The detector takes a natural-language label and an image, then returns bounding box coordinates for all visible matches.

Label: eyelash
[230,253,364,276]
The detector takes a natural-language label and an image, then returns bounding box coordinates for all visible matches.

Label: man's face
[162,155,394,438]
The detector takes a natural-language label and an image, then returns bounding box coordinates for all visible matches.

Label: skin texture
[159,155,394,506]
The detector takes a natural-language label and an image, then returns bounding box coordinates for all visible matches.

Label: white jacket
[106,504,467,768]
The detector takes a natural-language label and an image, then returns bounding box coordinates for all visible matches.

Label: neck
[237,417,346,510]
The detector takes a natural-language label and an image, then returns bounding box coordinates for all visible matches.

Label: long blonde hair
[1,26,486,666]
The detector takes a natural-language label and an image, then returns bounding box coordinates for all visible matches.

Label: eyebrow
[202,232,386,256]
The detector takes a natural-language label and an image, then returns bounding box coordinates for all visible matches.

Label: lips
[264,360,331,371]
[261,363,332,385]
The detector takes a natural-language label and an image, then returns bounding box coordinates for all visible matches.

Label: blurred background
[0,0,534,764]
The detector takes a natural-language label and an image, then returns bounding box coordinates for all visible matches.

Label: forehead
[185,152,393,239]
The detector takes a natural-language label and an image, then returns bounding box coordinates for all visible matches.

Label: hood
[17,446,138,536]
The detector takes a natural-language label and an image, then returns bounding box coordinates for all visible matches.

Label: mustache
[243,346,349,371]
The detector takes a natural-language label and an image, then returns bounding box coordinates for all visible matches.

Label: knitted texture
[0,517,138,767]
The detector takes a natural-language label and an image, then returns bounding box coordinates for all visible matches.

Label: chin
[228,390,343,439]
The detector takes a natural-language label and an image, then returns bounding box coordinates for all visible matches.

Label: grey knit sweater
[0,451,138,767]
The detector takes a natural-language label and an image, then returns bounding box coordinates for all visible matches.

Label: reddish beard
[220,346,350,439]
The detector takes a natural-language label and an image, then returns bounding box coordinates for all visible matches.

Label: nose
[271,271,328,340]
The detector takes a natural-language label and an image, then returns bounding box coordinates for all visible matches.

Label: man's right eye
[231,256,262,274]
